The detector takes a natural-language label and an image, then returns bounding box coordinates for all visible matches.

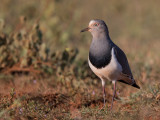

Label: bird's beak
[81,27,90,32]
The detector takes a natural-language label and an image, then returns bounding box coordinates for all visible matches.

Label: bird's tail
[131,82,140,89]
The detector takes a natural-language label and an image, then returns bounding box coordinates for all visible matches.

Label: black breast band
[89,48,112,69]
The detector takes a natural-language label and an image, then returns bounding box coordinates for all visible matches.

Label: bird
[81,19,140,109]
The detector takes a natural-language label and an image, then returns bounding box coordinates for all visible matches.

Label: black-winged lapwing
[81,19,140,109]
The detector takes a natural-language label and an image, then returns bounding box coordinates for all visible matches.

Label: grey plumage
[81,19,140,109]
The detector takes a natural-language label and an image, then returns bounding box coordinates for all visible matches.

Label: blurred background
[0,0,160,119]
[0,0,160,68]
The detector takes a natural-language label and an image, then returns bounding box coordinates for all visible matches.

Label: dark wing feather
[114,45,133,78]
[114,45,140,89]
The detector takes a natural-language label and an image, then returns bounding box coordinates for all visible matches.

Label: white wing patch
[88,47,122,81]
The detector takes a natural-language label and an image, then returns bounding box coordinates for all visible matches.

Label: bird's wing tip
[132,83,140,89]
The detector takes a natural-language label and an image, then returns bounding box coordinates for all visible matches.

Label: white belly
[88,48,122,81]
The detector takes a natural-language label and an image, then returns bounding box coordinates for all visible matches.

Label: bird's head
[81,19,109,37]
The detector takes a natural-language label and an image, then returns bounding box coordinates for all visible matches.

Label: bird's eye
[94,23,99,26]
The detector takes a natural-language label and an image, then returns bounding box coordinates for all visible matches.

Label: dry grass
[0,71,160,119]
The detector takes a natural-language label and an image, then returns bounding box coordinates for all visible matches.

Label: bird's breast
[88,47,122,81]
[89,46,112,69]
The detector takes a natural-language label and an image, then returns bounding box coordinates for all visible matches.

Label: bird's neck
[92,30,110,40]
[89,33,113,58]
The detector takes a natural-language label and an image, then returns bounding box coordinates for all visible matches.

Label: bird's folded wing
[119,72,134,85]
[113,46,134,85]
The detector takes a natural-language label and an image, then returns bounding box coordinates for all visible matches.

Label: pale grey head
[81,19,109,38]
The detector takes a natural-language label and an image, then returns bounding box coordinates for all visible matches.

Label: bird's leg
[101,79,106,108]
[103,84,106,107]
[111,81,116,109]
